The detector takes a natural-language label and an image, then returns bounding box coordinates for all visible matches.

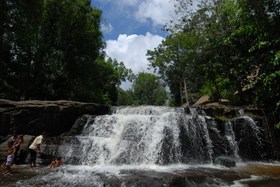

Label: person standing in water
[13,135,24,164]
[28,132,47,169]
[2,141,16,175]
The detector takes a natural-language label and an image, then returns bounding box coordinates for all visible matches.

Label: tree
[106,57,135,84]
[132,72,167,105]
[0,0,44,100]
[235,0,280,108]
[0,0,126,104]
[34,0,104,101]
[147,14,206,106]
[117,88,136,106]
[0,0,12,98]
[157,0,280,110]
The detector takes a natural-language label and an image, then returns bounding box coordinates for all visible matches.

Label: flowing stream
[17,106,280,187]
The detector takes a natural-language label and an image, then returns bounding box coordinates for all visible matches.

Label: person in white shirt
[28,132,47,169]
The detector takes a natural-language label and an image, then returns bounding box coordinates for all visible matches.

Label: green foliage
[276,123,280,129]
[200,77,235,103]
[133,72,167,105]
[148,0,280,111]
[117,88,136,106]
[0,0,129,105]
[116,72,167,106]
[106,57,135,83]
[35,0,105,101]
[0,0,44,100]
[147,31,204,106]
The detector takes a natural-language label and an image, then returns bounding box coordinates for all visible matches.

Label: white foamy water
[57,106,266,166]
[59,106,218,165]
[18,106,278,187]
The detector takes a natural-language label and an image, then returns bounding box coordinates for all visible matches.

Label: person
[2,142,16,175]
[50,157,63,169]
[1,141,14,166]
[10,130,18,145]
[28,132,47,169]
[13,135,24,164]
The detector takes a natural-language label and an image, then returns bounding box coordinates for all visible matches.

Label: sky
[91,0,179,89]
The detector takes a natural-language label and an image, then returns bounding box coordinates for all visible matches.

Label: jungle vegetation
[147,0,280,112]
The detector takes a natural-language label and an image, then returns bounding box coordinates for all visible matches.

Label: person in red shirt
[50,157,63,169]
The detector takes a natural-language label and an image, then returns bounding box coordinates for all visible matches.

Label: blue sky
[92,0,172,40]
[91,0,180,89]
[91,0,178,74]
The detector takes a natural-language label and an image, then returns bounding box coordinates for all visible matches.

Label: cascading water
[58,106,264,165]
[18,106,278,187]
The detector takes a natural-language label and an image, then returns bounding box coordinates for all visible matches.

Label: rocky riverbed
[1,162,280,187]
[0,165,47,187]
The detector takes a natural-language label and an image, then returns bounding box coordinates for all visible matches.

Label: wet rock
[0,165,47,187]
[214,156,236,168]
[0,135,34,164]
[0,99,109,137]
[0,99,109,163]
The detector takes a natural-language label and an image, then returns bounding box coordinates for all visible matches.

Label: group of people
[2,131,62,176]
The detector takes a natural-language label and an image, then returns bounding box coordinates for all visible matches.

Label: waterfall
[18,106,277,187]
[58,106,266,166]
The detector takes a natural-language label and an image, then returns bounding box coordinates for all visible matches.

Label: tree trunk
[183,77,189,107]
[180,81,183,105]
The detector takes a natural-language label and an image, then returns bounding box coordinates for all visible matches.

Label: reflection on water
[232,162,280,187]
[236,162,280,177]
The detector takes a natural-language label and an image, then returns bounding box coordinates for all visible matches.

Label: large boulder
[0,134,34,164]
[214,156,236,168]
[0,99,110,163]
[0,99,110,137]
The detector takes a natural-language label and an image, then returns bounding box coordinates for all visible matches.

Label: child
[2,142,15,176]
[50,157,63,169]
[1,141,15,166]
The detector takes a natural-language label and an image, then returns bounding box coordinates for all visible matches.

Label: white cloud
[117,0,138,6]
[98,0,176,26]
[135,0,176,26]
[99,0,138,6]
[105,32,164,90]
[105,32,164,74]
[101,22,113,33]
